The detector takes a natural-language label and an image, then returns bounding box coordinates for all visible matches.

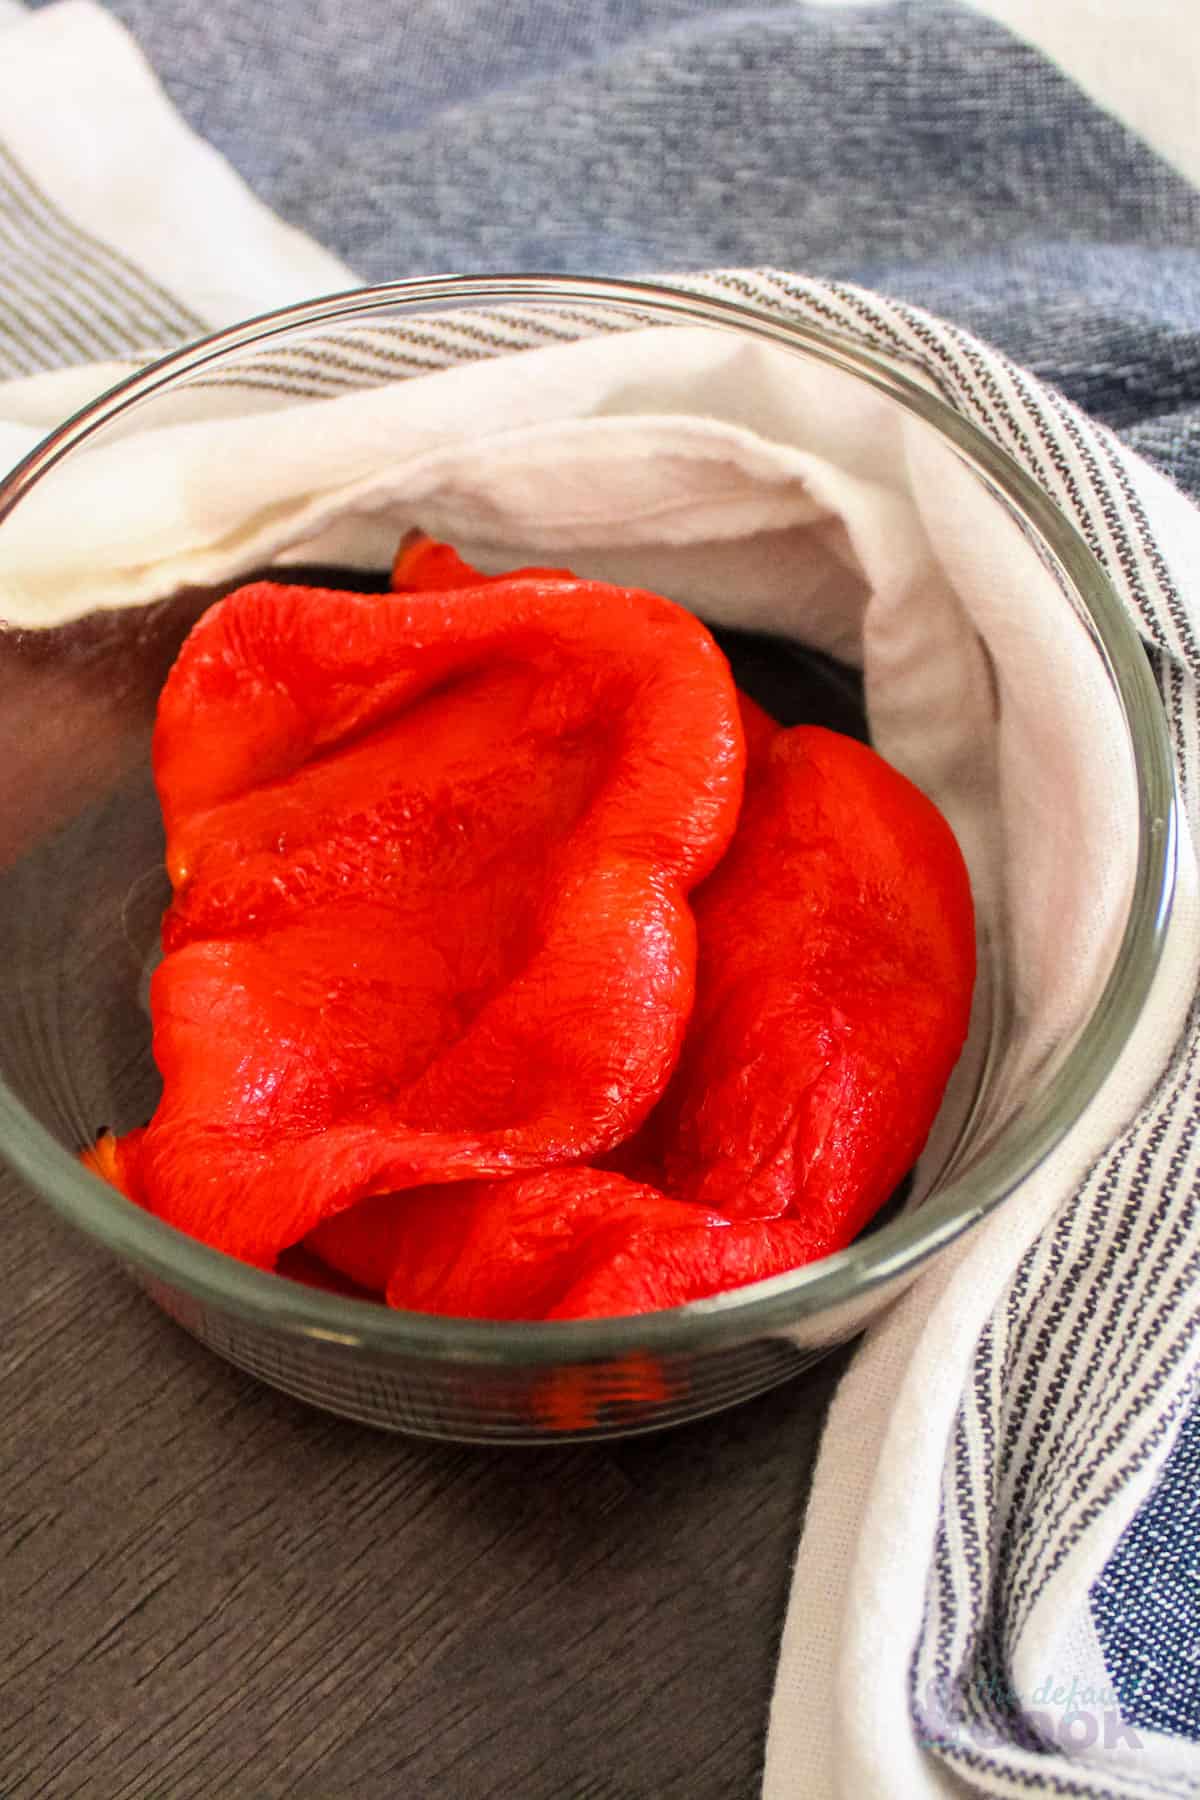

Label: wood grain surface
[1,1169,852,1798]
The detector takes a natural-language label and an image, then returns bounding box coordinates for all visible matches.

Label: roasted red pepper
[310,687,975,1317]
[101,558,743,1266]
[307,1168,723,1318]
[91,536,974,1318]
[307,556,975,1315]
[621,709,977,1231]
[547,711,976,1313]
[391,533,574,592]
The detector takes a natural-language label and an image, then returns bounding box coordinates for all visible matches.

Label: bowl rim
[0,272,1178,1364]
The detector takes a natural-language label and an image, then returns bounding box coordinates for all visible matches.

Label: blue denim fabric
[1093,1403,1200,1741]
[28,0,1200,502]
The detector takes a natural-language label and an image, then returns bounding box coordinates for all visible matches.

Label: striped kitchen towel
[3,4,1200,1796]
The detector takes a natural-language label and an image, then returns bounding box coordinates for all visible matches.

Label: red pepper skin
[81,1128,143,1200]
[536,719,975,1317]
[116,569,743,1267]
[391,534,575,591]
[308,703,974,1321]
[92,536,974,1320]
[308,1169,723,1318]
[294,588,973,1317]
[637,719,976,1238]
[549,1218,835,1318]
[731,689,779,765]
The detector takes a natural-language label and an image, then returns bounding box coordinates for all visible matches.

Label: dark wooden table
[1,1167,850,1798]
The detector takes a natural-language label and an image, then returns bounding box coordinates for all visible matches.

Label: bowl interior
[0,277,1175,1376]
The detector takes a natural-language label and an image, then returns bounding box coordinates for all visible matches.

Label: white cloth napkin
[3,7,1200,1797]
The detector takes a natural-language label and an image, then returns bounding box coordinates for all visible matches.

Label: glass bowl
[0,276,1176,1441]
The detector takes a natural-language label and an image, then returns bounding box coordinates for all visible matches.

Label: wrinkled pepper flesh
[87,535,975,1318]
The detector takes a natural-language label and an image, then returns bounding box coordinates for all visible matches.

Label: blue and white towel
[3,4,1200,1795]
